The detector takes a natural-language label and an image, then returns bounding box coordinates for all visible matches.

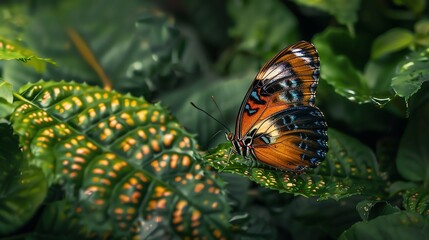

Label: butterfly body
[227,41,328,172]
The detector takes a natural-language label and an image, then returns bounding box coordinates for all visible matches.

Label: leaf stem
[66,28,112,91]
[13,92,32,104]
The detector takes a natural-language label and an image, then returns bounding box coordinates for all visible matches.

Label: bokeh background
[2,0,429,239]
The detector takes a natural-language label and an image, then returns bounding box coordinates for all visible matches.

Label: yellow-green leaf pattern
[10,81,230,239]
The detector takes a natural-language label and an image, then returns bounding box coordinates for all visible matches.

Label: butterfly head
[225,132,234,142]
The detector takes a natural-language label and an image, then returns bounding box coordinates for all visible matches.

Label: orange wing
[250,105,328,171]
[234,41,320,138]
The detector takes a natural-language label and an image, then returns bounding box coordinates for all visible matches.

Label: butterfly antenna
[210,96,230,130]
[190,102,232,133]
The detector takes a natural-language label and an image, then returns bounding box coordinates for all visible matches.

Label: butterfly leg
[246,157,252,174]
[220,147,235,172]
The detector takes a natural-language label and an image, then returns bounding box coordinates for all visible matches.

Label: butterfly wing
[251,106,328,170]
[234,41,321,138]
[233,41,327,170]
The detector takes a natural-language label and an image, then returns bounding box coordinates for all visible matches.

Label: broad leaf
[0,81,13,103]
[0,81,15,118]
[279,196,364,239]
[230,211,278,239]
[204,129,385,200]
[160,74,252,148]
[403,188,429,216]
[0,123,48,235]
[415,19,429,46]
[294,0,361,34]
[313,27,393,105]
[393,0,427,16]
[339,211,429,240]
[356,200,400,221]
[3,0,199,98]
[32,200,87,238]
[371,28,414,59]
[227,0,300,56]
[0,98,15,119]
[392,47,429,102]
[396,103,429,183]
[10,81,230,238]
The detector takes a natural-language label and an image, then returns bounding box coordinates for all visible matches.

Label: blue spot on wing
[250,90,266,104]
[245,104,257,115]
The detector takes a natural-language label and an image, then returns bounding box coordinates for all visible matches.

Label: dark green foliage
[1,0,429,239]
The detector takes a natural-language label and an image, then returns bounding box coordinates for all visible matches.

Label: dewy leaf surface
[392,47,429,102]
[10,81,229,239]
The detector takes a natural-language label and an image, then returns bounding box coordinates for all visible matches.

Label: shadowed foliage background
[1,0,429,239]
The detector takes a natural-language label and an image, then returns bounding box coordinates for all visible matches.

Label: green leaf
[389,181,420,196]
[3,0,199,97]
[0,98,15,119]
[313,27,392,105]
[317,80,399,134]
[32,200,89,238]
[371,28,414,59]
[0,37,56,73]
[228,0,299,56]
[230,211,277,239]
[204,129,385,200]
[0,81,15,118]
[339,211,429,240]
[294,0,361,34]
[280,196,364,239]
[393,0,427,16]
[396,103,429,183]
[0,81,13,103]
[0,123,48,235]
[0,38,56,72]
[180,0,231,48]
[160,74,252,148]
[10,81,230,238]
[356,200,400,221]
[392,47,429,101]
[415,19,429,47]
[403,188,429,216]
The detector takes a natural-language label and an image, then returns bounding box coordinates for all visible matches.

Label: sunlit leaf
[0,38,55,72]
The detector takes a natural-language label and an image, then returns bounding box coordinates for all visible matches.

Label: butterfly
[225,41,328,172]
